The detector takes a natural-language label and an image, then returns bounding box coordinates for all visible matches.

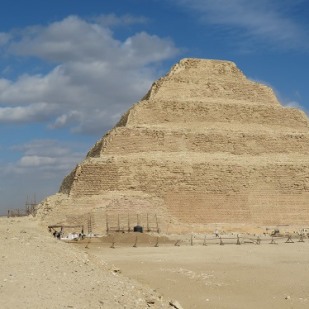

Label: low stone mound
[70,232,174,246]
[100,232,173,245]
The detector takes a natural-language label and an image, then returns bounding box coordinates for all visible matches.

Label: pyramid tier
[63,152,309,196]
[87,126,309,158]
[60,153,309,225]
[119,99,309,131]
[144,58,279,105]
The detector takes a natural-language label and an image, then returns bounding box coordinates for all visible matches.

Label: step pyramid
[37,58,309,233]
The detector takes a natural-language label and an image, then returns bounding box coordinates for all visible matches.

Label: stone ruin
[37,58,309,233]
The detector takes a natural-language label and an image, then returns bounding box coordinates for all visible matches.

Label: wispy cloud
[174,0,308,51]
[93,14,149,27]
[1,139,86,210]
[0,103,57,123]
[0,32,11,46]
[7,139,85,174]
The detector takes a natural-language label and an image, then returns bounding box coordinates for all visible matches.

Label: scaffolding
[106,213,160,234]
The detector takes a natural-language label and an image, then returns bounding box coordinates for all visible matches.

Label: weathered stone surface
[37,58,309,232]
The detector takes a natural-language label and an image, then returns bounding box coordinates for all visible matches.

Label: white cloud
[0,139,87,211]
[19,155,57,167]
[7,139,85,174]
[0,15,179,132]
[0,32,10,45]
[0,78,11,92]
[9,16,117,62]
[0,103,57,123]
[284,100,303,109]
[12,139,74,156]
[0,14,179,213]
[174,0,308,50]
[122,32,177,65]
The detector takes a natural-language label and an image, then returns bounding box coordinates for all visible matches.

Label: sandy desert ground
[0,217,169,309]
[81,234,309,309]
[1,216,309,309]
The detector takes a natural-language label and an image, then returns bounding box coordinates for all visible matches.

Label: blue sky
[1,0,309,214]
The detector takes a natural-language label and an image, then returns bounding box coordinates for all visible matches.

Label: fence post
[110,235,115,249]
[203,235,207,246]
[285,235,294,243]
[155,214,159,233]
[128,213,131,232]
[106,214,109,234]
[117,214,120,232]
[133,235,138,248]
[154,237,159,247]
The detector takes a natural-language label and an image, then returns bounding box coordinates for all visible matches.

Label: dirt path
[87,242,309,309]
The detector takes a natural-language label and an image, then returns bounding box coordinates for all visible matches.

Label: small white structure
[61,233,80,240]
[300,228,309,235]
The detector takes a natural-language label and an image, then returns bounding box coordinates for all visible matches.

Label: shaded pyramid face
[39,58,309,232]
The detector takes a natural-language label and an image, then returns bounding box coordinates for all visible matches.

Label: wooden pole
[106,214,109,234]
[154,237,159,247]
[147,213,150,232]
[155,214,159,233]
[136,214,139,226]
[133,236,138,248]
[110,235,115,249]
[174,240,180,246]
[285,235,294,243]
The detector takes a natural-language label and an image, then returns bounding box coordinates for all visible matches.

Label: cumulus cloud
[174,0,308,50]
[0,15,179,132]
[0,14,180,212]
